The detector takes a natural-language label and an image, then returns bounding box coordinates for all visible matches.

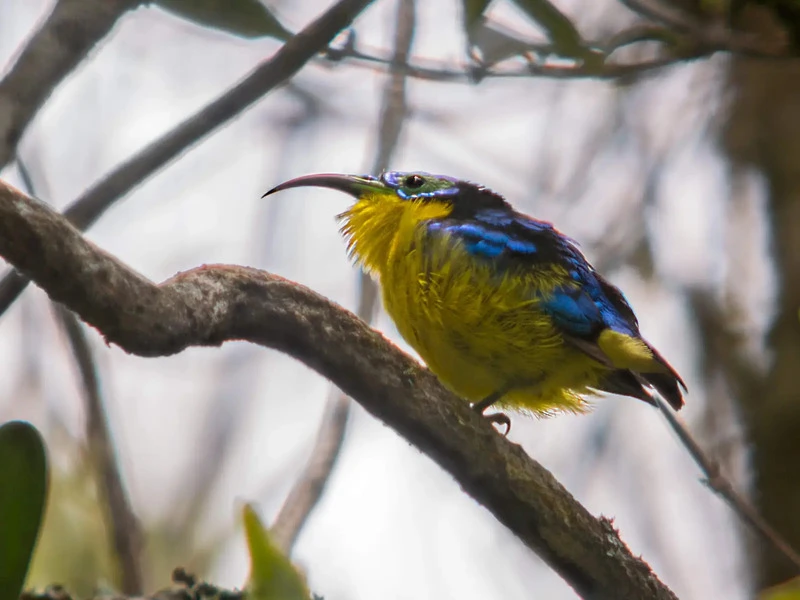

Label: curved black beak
[262,173,386,199]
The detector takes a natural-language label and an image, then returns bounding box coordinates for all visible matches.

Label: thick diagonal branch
[0,179,677,600]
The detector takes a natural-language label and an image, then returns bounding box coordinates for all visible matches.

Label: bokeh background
[2,0,796,598]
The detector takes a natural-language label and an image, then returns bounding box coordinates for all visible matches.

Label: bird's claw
[483,412,511,436]
[472,390,512,435]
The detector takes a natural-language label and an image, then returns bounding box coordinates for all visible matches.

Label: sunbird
[265,171,686,428]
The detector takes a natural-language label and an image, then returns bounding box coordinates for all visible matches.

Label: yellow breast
[338,194,607,415]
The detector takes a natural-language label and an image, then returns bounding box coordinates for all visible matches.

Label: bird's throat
[337,193,452,275]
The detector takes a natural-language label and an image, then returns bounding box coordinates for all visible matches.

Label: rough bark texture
[0,179,678,599]
[723,56,800,588]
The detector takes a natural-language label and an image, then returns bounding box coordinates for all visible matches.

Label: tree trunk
[723,56,800,589]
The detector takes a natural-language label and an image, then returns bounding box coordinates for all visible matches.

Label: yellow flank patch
[597,330,659,372]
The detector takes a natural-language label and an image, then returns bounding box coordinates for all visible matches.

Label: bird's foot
[471,388,506,414]
[483,411,511,436]
[472,389,512,436]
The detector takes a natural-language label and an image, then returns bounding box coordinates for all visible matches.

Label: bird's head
[264,171,512,272]
[263,171,509,217]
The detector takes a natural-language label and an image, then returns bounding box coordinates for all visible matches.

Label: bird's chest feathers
[339,199,599,405]
[338,195,452,276]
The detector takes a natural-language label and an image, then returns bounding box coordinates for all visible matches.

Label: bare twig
[0,0,143,171]
[323,12,793,87]
[55,307,145,594]
[371,0,416,172]
[270,271,380,555]
[335,42,708,80]
[270,0,416,554]
[269,379,354,553]
[0,0,377,319]
[654,395,800,572]
[0,178,679,600]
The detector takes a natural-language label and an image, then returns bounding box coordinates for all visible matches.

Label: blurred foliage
[25,458,116,597]
[461,0,600,64]
[24,450,230,596]
[0,421,48,600]
[243,504,310,600]
[506,0,593,58]
[153,0,292,40]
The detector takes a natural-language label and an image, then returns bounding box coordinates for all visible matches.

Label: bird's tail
[595,348,686,411]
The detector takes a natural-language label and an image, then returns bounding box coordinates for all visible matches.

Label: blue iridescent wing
[428,208,686,408]
[431,208,632,336]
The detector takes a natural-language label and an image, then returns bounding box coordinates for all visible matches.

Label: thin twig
[330,43,709,81]
[269,382,353,553]
[56,307,145,594]
[0,0,143,171]
[0,0,377,319]
[654,395,800,572]
[322,9,793,87]
[270,0,415,554]
[0,177,680,600]
[15,157,145,594]
[269,273,379,554]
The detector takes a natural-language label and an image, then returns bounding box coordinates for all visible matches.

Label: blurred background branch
[0,0,143,170]
[270,0,415,554]
[0,0,377,319]
[14,157,144,595]
[55,307,145,595]
[655,394,800,573]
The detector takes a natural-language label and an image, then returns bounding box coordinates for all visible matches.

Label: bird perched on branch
[265,171,686,429]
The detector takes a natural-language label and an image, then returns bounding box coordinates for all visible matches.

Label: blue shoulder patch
[539,287,602,336]
[465,238,505,258]
[435,221,539,259]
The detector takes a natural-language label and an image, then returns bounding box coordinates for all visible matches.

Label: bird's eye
[404,174,425,189]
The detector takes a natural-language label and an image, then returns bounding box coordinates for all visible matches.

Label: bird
[264,171,686,428]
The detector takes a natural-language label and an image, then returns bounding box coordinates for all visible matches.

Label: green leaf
[509,0,589,58]
[243,504,310,600]
[0,421,48,600]
[154,0,292,40]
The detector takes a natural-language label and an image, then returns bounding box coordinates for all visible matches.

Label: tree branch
[0,179,679,599]
[0,0,376,319]
[0,0,142,171]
